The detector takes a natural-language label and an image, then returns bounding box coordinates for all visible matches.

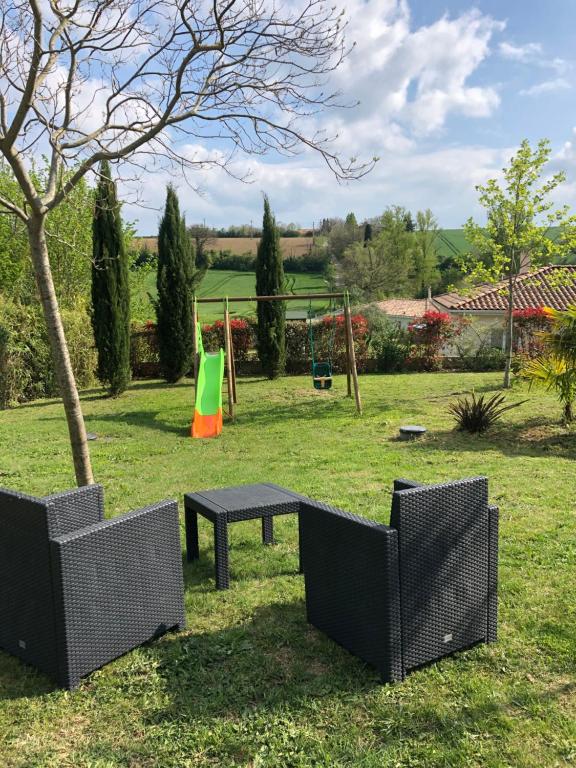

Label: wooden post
[344,300,362,415]
[192,299,199,390]
[228,313,238,404]
[343,307,352,397]
[223,302,235,419]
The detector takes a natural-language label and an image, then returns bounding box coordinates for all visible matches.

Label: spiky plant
[449,391,526,434]
[521,354,576,424]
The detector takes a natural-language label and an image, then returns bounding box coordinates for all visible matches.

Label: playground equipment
[190,292,361,438]
[191,319,225,438]
[308,298,336,390]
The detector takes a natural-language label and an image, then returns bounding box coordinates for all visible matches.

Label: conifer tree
[256,196,286,378]
[91,159,130,396]
[155,186,195,382]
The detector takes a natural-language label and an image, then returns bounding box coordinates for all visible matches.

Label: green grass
[1,372,575,767]
[131,269,330,324]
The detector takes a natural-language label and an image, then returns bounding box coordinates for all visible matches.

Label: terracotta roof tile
[433,265,576,312]
[376,299,429,317]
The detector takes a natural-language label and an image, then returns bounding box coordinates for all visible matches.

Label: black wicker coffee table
[184,483,306,589]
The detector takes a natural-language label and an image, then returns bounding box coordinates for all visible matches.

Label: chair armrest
[49,500,185,689]
[299,500,403,683]
[487,505,499,642]
[44,485,104,537]
[393,479,423,492]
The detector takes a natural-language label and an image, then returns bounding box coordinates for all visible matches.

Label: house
[374,297,434,329]
[377,264,576,351]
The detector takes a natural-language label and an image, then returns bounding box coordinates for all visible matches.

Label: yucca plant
[521,354,576,423]
[449,391,526,434]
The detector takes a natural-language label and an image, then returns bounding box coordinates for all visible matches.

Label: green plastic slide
[192,323,225,438]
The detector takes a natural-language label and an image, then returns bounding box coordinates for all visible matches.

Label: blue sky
[125,0,576,234]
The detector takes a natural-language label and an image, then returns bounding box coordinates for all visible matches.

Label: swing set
[191,291,362,436]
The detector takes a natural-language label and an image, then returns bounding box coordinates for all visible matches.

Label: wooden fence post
[344,298,362,415]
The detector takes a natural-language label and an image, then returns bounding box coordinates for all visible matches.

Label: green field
[1,372,575,767]
[436,229,472,259]
[132,269,330,324]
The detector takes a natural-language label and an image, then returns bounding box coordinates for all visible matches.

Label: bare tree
[0,0,373,485]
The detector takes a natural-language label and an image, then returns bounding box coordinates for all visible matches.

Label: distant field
[131,269,330,324]
[134,236,313,258]
[435,229,471,259]
[135,227,565,264]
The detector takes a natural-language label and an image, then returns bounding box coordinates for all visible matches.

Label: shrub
[130,322,160,377]
[285,314,370,373]
[513,307,550,357]
[210,251,256,271]
[363,306,409,373]
[0,298,95,408]
[454,337,506,372]
[283,252,330,274]
[201,318,254,361]
[448,391,526,433]
[407,311,464,371]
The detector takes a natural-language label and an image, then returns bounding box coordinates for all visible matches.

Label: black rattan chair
[0,484,185,689]
[299,477,498,682]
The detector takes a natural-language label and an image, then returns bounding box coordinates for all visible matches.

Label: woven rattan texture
[390,477,491,671]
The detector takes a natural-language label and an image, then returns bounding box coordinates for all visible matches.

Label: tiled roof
[433,265,576,312]
[376,299,430,317]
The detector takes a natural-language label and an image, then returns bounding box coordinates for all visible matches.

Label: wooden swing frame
[192,292,362,418]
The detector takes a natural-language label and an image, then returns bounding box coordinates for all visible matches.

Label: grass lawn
[131,269,330,324]
[0,372,575,767]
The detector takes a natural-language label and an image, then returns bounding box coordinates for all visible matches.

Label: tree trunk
[503,273,514,388]
[27,213,94,486]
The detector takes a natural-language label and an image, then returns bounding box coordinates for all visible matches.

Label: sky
[122,0,576,234]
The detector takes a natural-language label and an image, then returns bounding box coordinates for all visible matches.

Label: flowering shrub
[201,318,254,361]
[285,314,370,373]
[407,311,464,371]
[513,306,550,357]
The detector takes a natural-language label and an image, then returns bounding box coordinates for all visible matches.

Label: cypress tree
[363,222,373,245]
[91,159,130,396]
[155,186,194,382]
[256,195,285,379]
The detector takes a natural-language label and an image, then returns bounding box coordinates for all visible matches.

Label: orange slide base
[191,409,223,438]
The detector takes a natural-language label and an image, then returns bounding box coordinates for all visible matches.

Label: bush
[201,318,254,361]
[363,306,409,373]
[448,391,526,433]
[513,306,550,357]
[210,251,256,271]
[454,338,506,372]
[285,314,370,373]
[0,298,96,408]
[407,311,465,371]
[283,252,330,274]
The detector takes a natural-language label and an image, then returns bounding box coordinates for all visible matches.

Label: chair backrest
[0,489,59,677]
[390,477,490,671]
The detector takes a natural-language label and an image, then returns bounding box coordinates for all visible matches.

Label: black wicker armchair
[299,477,498,683]
[0,484,185,689]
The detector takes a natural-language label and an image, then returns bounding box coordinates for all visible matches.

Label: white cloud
[499,41,542,62]
[520,78,571,97]
[329,4,504,144]
[120,141,514,232]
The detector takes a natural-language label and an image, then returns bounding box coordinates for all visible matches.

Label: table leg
[298,509,304,573]
[185,506,199,562]
[262,516,274,545]
[214,515,230,590]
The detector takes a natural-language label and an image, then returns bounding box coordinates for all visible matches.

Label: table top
[185,483,302,513]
